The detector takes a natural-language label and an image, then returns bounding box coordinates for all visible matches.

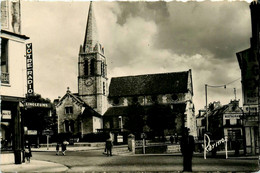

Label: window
[65,106,73,114]
[101,62,103,76]
[113,97,119,105]
[70,120,75,132]
[236,119,241,125]
[84,60,89,75]
[1,38,9,83]
[90,59,95,75]
[226,119,230,126]
[64,120,69,132]
[103,82,105,95]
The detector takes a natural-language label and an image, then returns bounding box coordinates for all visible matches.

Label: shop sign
[224,114,242,119]
[244,106,258,113]
[26,43,34,96]
[24,102,51,108]
[117,135,123,143]
[42,130,53,136]
[1,110,11,119]
[27,130,37,135]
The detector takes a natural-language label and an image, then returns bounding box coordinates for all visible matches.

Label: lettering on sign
[224,114,242,119]
[26,43,34,96]
[2,110,11,119]
[25,102,51,108]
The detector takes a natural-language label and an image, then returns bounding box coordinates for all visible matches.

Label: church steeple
[83,1,99,53]
[78,1,108,115]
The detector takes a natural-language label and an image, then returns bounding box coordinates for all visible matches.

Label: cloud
[21,1,248,112]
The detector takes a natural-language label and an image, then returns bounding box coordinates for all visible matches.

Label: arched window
[90,59,95,75]
[84,60,89,75]
[103,82,105,95]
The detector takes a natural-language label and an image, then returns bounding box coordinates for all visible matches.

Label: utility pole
[205,84,208,132]
[234,88,237,100]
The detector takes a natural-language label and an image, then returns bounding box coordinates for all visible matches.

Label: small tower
[78,2,108,115]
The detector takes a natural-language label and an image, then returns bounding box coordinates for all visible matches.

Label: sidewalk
[1,160,68,173]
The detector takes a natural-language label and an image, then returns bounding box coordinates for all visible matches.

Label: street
[31,149,259,172]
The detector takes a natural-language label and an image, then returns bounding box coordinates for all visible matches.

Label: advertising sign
[1,110,11,119]
[224,114,242,119]
[27,130,37,135]
[237,49,259,105]
[26,43,34,96]
[24,102,51,108]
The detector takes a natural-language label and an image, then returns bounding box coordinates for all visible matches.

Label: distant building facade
[1,0,29,164]
[236,0,260,155]
[196,100,243,149]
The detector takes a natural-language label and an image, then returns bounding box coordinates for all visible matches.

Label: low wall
[135,145,167,154]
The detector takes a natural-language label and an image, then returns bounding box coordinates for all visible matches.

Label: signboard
[27,130,37,135]
[117,135,123,143]
[237,49,259,105]
[24,102,51,108]
[1,110,11,119]
[42,130,53,136]
[243,105,258,113]
[26,43,34,96]
[224,114,242,119]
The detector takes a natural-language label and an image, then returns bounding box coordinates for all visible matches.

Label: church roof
[83,1,99,53]
[109,71,190,97]
[104,103,187,117]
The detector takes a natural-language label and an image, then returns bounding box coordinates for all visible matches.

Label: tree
[23,94,53,134]
[147,103,175,140]
[124,98,145,137]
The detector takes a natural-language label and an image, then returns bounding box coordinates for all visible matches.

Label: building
[196,101,243,149]
[1,0,29,164]
[104,71,196,138]
[56,2,196,139]
[56,2,105,135]
[236,0,260,155]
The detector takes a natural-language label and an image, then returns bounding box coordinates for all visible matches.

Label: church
[56,2,196,139]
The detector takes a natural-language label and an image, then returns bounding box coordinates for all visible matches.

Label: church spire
[83,1,99,53]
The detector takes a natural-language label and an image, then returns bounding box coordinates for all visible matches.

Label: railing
[1,72,9,84]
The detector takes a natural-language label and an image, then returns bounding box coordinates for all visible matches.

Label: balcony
[1,72,9,84]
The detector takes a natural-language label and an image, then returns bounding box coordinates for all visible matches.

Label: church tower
[78,2,108,115]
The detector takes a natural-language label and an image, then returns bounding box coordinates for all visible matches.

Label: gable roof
[109,71,190,97]
[56,91,101,117]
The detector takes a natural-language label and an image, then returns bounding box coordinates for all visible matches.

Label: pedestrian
[180,128,195,172]
[56,143,60,155]
[105,138,113,156]
[24,140,32,163]
[61,140,69,155]
[170,135,174,144]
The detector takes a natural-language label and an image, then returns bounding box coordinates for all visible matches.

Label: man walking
[105,138,113,156]
[180,128,195,172]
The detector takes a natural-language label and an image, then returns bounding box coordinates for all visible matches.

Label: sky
[21,0,252,113]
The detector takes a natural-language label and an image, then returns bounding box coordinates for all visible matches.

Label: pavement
[1,145,259,173]
[1,160,68,173]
